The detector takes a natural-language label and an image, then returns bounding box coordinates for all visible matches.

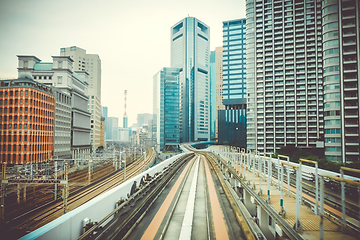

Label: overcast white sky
[0,0,246,126]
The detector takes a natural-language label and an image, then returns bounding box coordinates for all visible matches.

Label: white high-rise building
[60,46,101,152]
[170,17,210,142]
[322,0,360,163]
[246,0,324,153]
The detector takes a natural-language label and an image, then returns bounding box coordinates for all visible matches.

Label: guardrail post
[267,154,272,203]
[358,186,360,230]
[315,162,318,215]
[280,163,284,213]
[259,156,262,196]
[299,161,303,204]
[295,166,299,231]
[242,152,246,179]
[320,175,324,240]
[252,154,256,190]
[239,148,242,175]
[277,156,280,190]
[247,150,251,184]
[287,157,290,196]
[340,168,346,226]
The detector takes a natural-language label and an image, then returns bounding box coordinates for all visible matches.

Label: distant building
[100,116,105,147]
[0,76,55,164]
[107,117,119,141]
[219,19,247,147]
[123,115,128,128]
[137,113,152,128]
[60,46,102,152]
[170,17,210,142]
[17,55,91,159]
[214,47,225,139]
[102,106,110,140]
[118,127,131,142]
[153,68,180,151]
[134,127,148,146]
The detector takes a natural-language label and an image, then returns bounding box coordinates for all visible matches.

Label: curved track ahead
[81,150,250,240]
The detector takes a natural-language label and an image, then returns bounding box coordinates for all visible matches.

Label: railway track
[78,153,195,240]
[2,150,155,239]
[3,162,115,220]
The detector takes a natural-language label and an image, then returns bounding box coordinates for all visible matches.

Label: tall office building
[322,0,359,163]
[170,17,210,142]
[210,50,216,140]
[60,46,102,151]
[246,1,324,153]
[218,19,247,147]
[215,47,225,139]
[153,68,180,151]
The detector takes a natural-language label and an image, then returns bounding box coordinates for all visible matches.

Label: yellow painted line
[207,154,255,240]
[203,156,230,240]
[140,158,193,240]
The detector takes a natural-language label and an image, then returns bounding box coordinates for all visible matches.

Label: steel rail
[4,154,155,236]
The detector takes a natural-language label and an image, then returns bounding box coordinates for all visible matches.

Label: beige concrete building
[100,116,105,147]
[60,46,102,151]
[215,46,224,138]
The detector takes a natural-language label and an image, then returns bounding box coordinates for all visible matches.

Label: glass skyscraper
[153,68,180,151]
[170,17,210,142]
[218,19,247,147]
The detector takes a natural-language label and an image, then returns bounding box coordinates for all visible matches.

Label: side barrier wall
[20,153,187,240]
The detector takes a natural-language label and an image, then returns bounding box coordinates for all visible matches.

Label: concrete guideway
[210,145,359,240]
[128,153,247,240]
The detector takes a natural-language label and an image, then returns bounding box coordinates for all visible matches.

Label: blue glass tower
[153,68,180,151]
[171,17,210,142]
[219,19,247,147]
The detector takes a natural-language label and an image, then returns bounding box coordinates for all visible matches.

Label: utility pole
[123,149,127,181]
[63,163,68,214]
[1,162,7,223]
[54,161,58,200]
[88,157,92,184]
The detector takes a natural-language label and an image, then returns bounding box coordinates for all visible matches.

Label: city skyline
[0,0,246,126]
